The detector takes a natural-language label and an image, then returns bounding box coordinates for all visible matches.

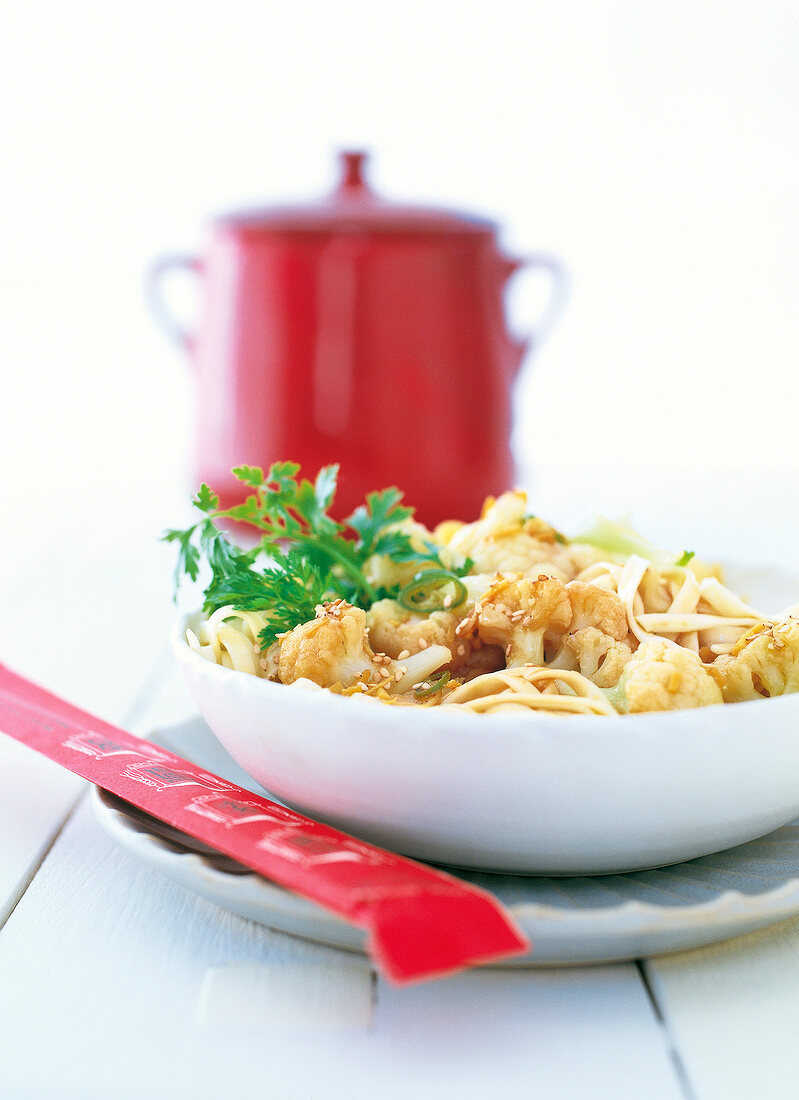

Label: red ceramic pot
[147,151,566,526]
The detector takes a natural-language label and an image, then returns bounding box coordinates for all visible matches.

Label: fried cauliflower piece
[550,627,633,689]
[277,601,378,688]
[469,572,631,672]
[277,599,452,695]
[608,637,723,713]
[365,572,496,657]
[366,596,505,682]
[565,581,629,641]
[711,617,799,702]
[366,599,459,658]
[468,574,572,667]
[540,582,631,685]
[446,491,577,581]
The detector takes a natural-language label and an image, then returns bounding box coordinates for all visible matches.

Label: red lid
[215,151,496,236]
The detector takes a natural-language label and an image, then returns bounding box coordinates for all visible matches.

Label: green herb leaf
[231,465,264,488]
[676,550,695,567]
[193,484,219,513]
[162,526,203,589]
[347,488,412,557]
[164,462,465,639]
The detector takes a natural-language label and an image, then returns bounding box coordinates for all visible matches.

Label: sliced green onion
[414,671,452,698]
[676,550,695,567]
[398,570,467,614]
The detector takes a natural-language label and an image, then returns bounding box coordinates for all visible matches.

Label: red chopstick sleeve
[0,664,529,983]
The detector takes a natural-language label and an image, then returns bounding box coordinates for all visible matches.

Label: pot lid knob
[335,150,370,196]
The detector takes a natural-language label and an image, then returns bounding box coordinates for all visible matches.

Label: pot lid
[215,151,496,236]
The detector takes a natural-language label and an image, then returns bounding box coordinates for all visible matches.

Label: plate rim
[90,784,799,967]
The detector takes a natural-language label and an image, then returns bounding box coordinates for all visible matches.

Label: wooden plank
[0,545,173,932]
[645,918,799,1100]
[0,739,83,925]
[0,798,686,1100]
[373,965,686,1099]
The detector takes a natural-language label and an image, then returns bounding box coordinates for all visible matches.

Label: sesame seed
[398,649,410,660]
[443,594,453,608]
[418,637,428,649]
[259,658,268,669]
[380,668,390,679]
[457,645,466,657]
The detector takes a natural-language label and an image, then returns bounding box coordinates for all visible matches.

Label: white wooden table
[1,469,798,1100]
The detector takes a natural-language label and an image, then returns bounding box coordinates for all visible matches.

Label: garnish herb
[676,550,695,567]
[163,463,465,649]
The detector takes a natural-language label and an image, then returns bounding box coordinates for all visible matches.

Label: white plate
[171,563,799,874]
[90,717,799,967]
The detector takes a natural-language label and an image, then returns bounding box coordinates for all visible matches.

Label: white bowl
[171,594,799,876]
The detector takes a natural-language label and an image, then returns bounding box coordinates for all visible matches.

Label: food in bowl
[166,463,799,717]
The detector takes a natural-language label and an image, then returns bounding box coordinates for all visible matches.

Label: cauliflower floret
[469,574,572,667]
[469,573,630,672]
[366,599,459,658]
[366,572,496,654]
[535,582,630,685]
[277,599,453,695]
[446,491,577,581]
[711,617,799,702]
[565,581,629,640]
[550,627,633,689]
[366,596,504,682]
[363,518,461,590]
[609,638,723,713]
[277,601,377,688]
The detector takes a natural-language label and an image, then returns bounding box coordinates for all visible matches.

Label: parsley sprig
[164,463,465,648]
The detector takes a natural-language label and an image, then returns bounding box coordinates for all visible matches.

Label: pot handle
[517,253,570,350]
[144,253,202,353]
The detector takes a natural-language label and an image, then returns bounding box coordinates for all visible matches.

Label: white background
[1,0,798,581]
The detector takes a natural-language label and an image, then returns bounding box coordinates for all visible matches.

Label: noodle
[183,489,795,716]
[445,666,617,716]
